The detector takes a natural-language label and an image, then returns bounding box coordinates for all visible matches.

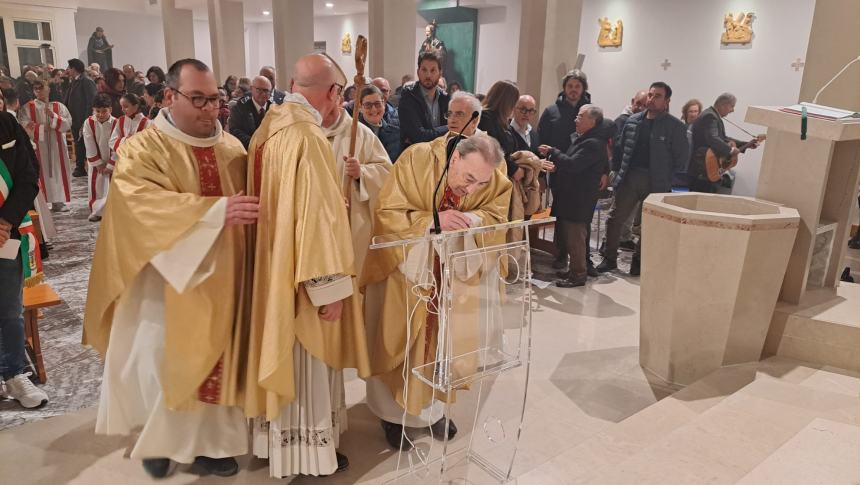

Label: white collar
[282,92,322,126]
[153,108,222,148]
[252,97,268,113]
[510,119,531,136]
[320,110,350,139]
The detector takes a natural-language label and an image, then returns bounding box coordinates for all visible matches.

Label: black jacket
[688,106,745,182]
[478,109,518,177]
[612,110,689,194]
[549,119,614,223]
[397,82,449,148]
[360,113,402,162]
[271,89,286,105]
[229,95,267,148]
[537,91,592,155]
[0,112,39,240]
[511,123,540,156]
[64,74,98,134]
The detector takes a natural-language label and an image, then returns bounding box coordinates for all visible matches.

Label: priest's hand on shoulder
[225,191,260,226]
[343,156,361,179]
[439,210,472,231]
[319,299,344,321]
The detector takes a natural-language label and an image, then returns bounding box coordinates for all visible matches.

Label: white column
[368,0,417,83]
[207,0,247,81]
[517,0,583,110]
[272,0,314,89]
[161,0,196,67]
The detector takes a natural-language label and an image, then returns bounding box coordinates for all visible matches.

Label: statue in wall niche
[342,32,352,55]
[597,17,623,47]
[721,12,755,44]
[419,19,447,64]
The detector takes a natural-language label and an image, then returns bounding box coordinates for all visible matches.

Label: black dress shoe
[629,257,641,276]
[381,420,412,451]
[142,458,171,478]
[429,417,457,440]
[193,456,239,477]
[336,452,349,472]
[72,167,87,178]
[556,277,586,288]
[596,258,617,273]
[841,267,855,283]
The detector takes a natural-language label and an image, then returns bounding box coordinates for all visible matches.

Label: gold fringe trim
[24,273,45,288]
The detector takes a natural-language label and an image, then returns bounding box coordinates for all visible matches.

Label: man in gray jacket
[597,81,688,276]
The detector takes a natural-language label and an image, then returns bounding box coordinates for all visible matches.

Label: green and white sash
[0,152,43,286]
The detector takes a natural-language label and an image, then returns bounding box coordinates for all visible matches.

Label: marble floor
[2,177,859,484]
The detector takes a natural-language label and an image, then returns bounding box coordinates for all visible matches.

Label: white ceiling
[75,0,516,22]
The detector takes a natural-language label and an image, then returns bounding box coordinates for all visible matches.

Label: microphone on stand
[432,110,480,235]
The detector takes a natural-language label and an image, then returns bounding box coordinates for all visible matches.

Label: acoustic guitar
[704,135,766,182]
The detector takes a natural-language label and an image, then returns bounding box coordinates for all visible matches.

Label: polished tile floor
[2,177,858,484]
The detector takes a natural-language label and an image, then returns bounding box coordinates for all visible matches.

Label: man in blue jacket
[397,51,449,148]
[597,81,688,276]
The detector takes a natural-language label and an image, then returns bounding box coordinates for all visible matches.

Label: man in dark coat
[397,51,450,148]
[688,92,759,193]
[258,66,286,105]
[540,105,614,287]
[228,76,272,148]
[65,58,98,177]
[87,27,113,72]
[537,69,592,270]
[598,81,689,276]
[511,95,540,156]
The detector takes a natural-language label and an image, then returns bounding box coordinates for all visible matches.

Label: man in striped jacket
[82,94,115,222]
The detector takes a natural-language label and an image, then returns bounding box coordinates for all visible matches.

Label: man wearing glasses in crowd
[229,75,274,148]
[510,94,541,156]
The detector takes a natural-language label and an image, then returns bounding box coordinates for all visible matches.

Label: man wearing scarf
[83,59,258,479]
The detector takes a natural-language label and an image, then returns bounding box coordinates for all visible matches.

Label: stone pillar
[517,0,583,110]
[799,0,860,111]
[368,0,417,84]
[272,0,314,89]
[207,0,247,81]
[161,0,195,66]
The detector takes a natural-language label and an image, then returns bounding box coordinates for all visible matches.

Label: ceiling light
[262,10,270,15]
[325,2,334,8]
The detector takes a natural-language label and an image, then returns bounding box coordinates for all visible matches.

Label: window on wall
[10,19,54,73]
[0,19,9,74]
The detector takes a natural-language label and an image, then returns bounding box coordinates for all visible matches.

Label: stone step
[582,367,860,484]
[765,285,860,373]
[517,357,860,484]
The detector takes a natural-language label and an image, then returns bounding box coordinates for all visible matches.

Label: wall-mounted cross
[791,58,805,72]
[661,58,672,71]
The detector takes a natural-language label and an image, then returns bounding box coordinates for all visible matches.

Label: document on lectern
[781,102,860,120]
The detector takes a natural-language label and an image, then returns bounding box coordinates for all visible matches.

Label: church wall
[75,8,167,74]
[577,0,815,196]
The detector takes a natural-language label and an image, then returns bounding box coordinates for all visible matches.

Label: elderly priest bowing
[362,131,512,450]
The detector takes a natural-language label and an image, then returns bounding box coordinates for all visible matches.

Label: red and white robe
[18,99,73,204]
[82,114,115,217]
[109,113,151,168]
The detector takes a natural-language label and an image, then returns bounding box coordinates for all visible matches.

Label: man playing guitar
[688,92,763,193]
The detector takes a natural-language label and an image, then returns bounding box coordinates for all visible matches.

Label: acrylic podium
[368,217,554,484]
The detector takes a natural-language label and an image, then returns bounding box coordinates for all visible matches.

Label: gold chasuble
[362,134,512,416]
[245,94,371,420]
[83,109,247,411]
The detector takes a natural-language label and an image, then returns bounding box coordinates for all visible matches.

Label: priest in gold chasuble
[83,59,258,479]
[244,53,371,478]
[361,132,512,450]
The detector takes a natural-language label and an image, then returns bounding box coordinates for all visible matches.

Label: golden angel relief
[721,12,754,44]
[597,17,623,47]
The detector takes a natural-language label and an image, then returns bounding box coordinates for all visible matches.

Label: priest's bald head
[290,53,348,122]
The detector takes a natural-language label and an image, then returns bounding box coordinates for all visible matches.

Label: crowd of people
[0,33,773,480]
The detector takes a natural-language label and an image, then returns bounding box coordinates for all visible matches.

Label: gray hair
[450,90,482,115]
[714,92,737,107]
[580,104,604,126]
[455,132,504,167]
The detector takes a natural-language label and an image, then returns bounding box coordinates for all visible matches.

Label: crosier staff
[343,34,368,208]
